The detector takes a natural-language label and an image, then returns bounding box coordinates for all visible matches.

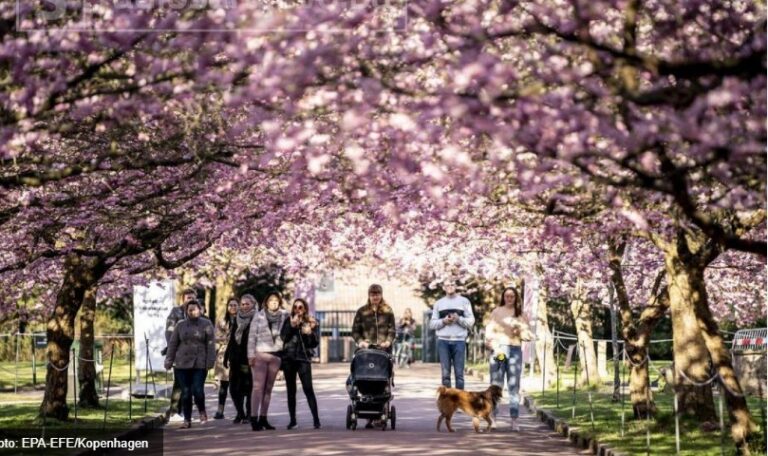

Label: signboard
[133,280,176,372]
[315,271,335,300]
[34,334,47,349]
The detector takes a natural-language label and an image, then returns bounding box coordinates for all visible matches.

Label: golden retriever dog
[436,384,503,433]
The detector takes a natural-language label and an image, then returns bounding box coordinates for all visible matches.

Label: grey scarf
[265,309,283,342]
[235,308,256,345]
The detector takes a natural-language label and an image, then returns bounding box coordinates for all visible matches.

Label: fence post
[72,348,78,426]
[645,380,651,456]
[673,390,680,454]
[14,333,20,393]
[103,345,115,430]
[129,343,133,421]
[32,336,37,388]
[718,383,725,456]
[542,337,547,395]
[759,371,766,447]
[581,342,595,433]
[144,336,150,414]
[621,348,626,437]
[572,345,577,419]
[555,339,560,409]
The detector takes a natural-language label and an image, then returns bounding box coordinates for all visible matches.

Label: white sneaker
[511,419,520,432]
[490,419,497,430]
[168,414,185,423]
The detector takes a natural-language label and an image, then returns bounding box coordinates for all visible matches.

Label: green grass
[0,360,169,391]
[0,399,167,429]
[529,388,768,456]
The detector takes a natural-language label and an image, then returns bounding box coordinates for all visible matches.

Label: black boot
[259,416,275,430]
[250,416,263,431]
[232,414,244,424]
[287,416,297,430]
[313,418,321,429]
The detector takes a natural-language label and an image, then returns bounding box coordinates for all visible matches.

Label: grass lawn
[528,388,767,456]
[0,360,169,391]
[0,399,167,430]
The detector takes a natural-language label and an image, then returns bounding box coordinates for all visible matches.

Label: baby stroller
[345,347,396,431]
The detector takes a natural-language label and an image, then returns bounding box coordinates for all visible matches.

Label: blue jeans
[175,368,207,422]
[489,345,522,418]
[437,339,466,390]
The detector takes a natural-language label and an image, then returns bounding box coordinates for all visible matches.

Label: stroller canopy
[351,349,393,381]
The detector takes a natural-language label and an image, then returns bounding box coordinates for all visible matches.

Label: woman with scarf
[164,300,216,428]
[247,291,289,431]
[213,298,238,419]
[280,298,321,429]
[224,294,257,423]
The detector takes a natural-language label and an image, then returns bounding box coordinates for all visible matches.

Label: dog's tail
[437,386,448,395]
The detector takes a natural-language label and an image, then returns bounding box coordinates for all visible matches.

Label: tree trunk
[608,238,672,418]
[570,279,599,386]
[663,242,717,422]
[651,214,760,451]
[214,273,234,323]
[40,255,103,420]
[78,286,100,408]
[691,279,757,453]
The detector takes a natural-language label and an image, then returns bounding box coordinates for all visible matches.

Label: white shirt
[429,294,475,340]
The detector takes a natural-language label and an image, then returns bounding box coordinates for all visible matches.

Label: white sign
[133,280,175,372]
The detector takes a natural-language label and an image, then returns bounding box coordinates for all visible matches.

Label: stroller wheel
[390,406,396,431]
[346,405,354,430]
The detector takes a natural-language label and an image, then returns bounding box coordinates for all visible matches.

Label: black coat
[280,318,319,363]
[224,319,251,368]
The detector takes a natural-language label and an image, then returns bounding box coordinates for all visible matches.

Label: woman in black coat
[280,298,321,429]
[224,294,257,423]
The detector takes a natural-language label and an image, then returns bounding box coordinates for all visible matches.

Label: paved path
[163,363,585,456]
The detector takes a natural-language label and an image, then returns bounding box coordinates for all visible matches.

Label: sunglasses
[293,305,305,310]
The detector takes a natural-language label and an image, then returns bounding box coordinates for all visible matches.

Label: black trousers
[217,380,230,408]
[229,365,252,418]
[283,360,319,423]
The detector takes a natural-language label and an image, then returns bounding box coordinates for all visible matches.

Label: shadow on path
[163,363,585,456]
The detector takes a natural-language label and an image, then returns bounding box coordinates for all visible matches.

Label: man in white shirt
[429,280,475,390]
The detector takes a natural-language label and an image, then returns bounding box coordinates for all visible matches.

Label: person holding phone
[280,298,321,429]
[429,280,475,390]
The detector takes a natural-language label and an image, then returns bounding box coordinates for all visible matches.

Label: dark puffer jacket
[280,318,319,363]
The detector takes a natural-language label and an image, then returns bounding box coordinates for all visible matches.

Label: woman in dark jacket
[224,294,257,424]
[164,300,216,428]
[280,298,321,429]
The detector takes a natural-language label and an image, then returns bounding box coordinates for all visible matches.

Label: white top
[429,294,475,340]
